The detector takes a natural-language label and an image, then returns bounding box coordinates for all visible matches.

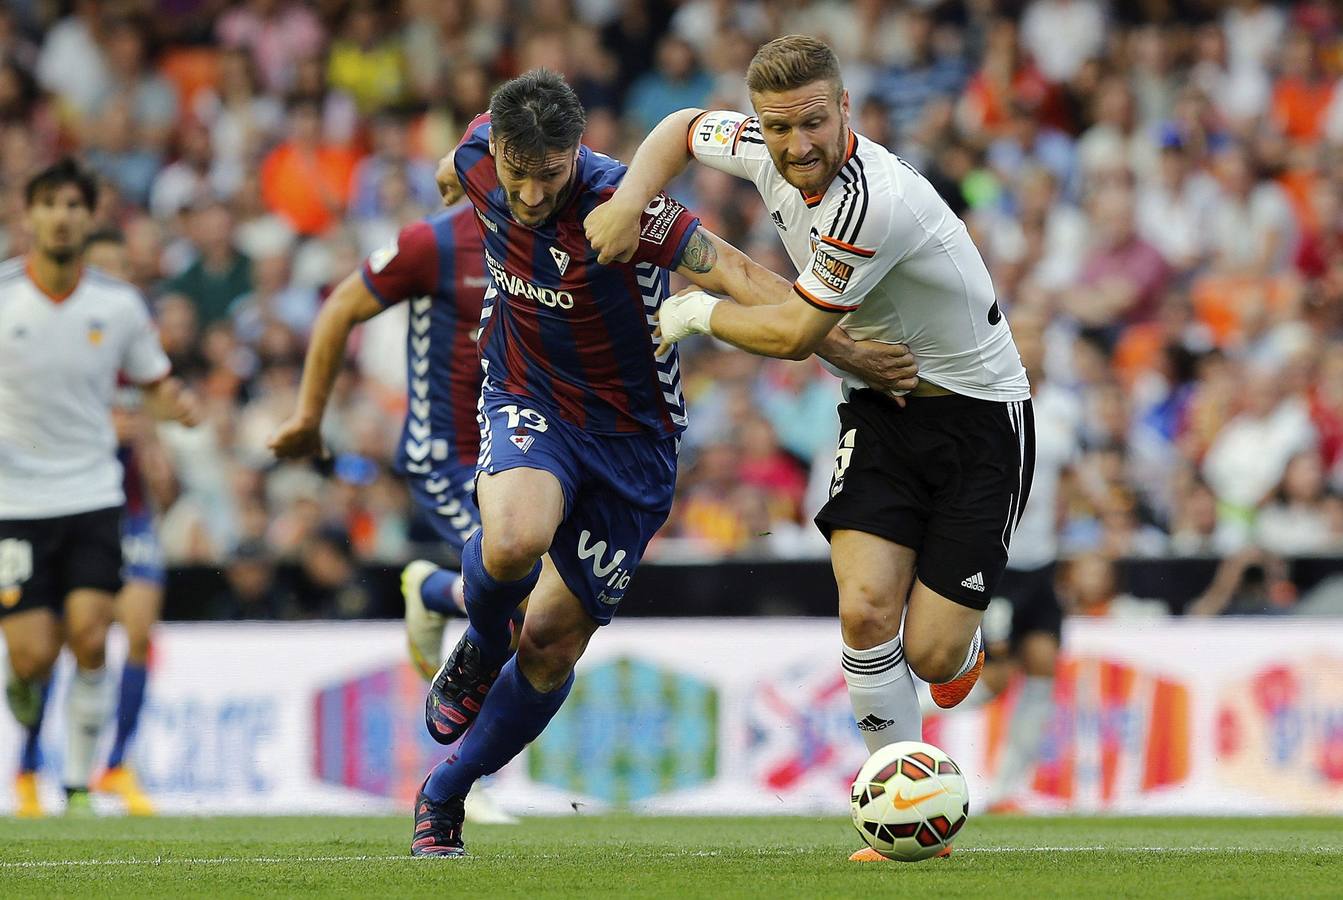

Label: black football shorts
[816,389,1035,611]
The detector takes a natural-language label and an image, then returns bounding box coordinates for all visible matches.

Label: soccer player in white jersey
[0,159,198,816]
[587,36,1034,857]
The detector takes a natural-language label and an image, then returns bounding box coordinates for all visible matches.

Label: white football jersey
[0,258,171,518]
[688,111,1030,403]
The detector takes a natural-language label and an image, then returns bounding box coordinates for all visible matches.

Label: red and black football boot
[410,782,466,858]
[425,632,500,745]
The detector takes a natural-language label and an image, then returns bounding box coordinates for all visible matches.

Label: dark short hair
[25,157,99,210]
[85,227,125,249]
[488,69,586,164]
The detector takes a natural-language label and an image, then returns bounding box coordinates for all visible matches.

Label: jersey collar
[25,257,83,304]
[800,130,858,208]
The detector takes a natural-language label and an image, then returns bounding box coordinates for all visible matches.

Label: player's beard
[507,172,577,227]
[774,120,848,196]
[43,245,78,266]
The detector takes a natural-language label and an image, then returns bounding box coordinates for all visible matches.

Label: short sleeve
[793,180,903,313]
[453,113,494,206]
[687,110,768,179]
[121,295,171,385]
[628,192,701,270]
[361,220,439,306]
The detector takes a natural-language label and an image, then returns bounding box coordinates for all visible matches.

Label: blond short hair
[745,35,842,98]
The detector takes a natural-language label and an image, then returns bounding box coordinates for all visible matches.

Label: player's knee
[516,625,583,693]
[481,529,549,581]
[904,640,966,685]
[838,585,901,649]
[8,643,58,682]
[66,621,109,670]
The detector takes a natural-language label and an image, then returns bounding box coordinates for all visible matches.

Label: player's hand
[847,339,920,396]
[436,153,464,206]
[143,376,202,427]
[171,386,203,428]
[268,415,325,460]
[654,289,721,357]
[584,196,645,266]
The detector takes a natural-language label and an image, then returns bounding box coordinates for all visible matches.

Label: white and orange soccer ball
[850,740,970,861]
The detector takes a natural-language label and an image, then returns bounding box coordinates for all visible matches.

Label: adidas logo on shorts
[961,572,986,592]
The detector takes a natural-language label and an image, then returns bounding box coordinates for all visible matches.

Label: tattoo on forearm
[680,230,717,273]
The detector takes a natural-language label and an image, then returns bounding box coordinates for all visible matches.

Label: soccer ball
[850,740,970,861]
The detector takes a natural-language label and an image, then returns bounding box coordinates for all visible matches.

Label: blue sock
[420,569,462,616]
[106,663,148,769]
[425,657,573,801]
[461,531,540,666]
[19,680,52,774]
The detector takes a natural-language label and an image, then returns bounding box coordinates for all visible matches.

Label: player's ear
[840,88,850,120]
[488,134,496,157]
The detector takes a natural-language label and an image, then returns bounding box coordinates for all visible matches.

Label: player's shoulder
[0,257,25,291]
[816,133,934,254]
[84,268,154,319]
[576,145,626,196]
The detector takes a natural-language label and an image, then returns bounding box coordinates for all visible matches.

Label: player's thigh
[475,467,567,561]
[515,556,598,691]
[0,607,61,679]
[902,578,985,684]
[829,528,917,649]
[63,588,115,669]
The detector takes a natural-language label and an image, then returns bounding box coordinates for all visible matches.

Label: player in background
[586,37,1034,859]
[409,70,915,857]
[268,200,520,825]
[1,159,198,816]
[966,311,1077,811]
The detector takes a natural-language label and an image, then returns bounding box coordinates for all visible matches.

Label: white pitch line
[1,846,1341,868]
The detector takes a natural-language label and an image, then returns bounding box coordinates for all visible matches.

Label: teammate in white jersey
[588,37,1035,853]
[0,159,198,815]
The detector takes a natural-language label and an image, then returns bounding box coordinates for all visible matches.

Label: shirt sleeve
[628,192,701,271]
[792,179,903,313]
[453,113,494,206]
[120,294,172,385]
[361,220,439,306]
[686,110,769,180]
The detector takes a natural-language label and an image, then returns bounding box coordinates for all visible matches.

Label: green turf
[0,814,1340,898]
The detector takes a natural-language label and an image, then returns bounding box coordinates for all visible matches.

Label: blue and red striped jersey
[361,202,488,474]
[454,113,698,437]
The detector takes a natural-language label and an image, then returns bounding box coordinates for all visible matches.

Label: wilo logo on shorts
[486,252,573,309]
[577,530,631,602]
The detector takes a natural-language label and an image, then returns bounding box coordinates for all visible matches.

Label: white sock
[949,627,983,682]
[64,667,109,790]
[842,635,923,753]
[989,676,1054,803]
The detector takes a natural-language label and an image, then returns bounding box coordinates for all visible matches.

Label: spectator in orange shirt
[1272,29,1334,144]
[259,97,357,236]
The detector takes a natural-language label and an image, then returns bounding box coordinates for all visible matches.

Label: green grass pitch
[1,814,1340,898]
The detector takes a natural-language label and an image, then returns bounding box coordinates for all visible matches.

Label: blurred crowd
[4,0,1343,617]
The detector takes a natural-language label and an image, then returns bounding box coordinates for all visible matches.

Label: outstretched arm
[268,272,384,459]
[585,109,703,265]
[672,227,917,390]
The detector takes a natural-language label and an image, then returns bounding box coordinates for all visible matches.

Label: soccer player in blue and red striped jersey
[406,70,916,858]
[269,201,494,670]
[272,201,527,826]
